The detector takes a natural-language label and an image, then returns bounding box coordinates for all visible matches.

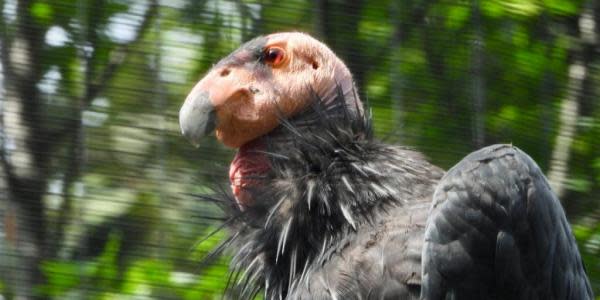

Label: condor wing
[421,144,593,299]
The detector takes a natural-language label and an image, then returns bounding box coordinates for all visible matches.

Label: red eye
[263,47,285,66]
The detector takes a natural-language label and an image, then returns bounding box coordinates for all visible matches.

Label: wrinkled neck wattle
[229,139,271,210]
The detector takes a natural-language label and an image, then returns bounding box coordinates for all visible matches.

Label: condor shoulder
[421,144,593,300]
[289,202,431,300]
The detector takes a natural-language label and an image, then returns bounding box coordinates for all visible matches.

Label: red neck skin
[229,138,271,210]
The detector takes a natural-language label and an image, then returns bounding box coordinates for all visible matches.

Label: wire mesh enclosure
[0,0,599,299]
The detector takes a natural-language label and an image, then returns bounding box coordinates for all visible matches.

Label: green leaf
[183,258,231,300]
[542,0,580,15]
[482,0,542,17]
[446,5,470,29]
[565,177,592,193]
[31,1,53,24]
[504,0,542,16]
[593,158,600,184]
[191,227,227,261]
[482,0,507,17]
[92,233,121,288]
[122,259,172,294]
[38,260,82,296]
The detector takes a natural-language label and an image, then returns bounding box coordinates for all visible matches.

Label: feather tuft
[193,84,443,299]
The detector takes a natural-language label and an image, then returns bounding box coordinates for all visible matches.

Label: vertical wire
[153,1,166,264]
[389,1,403,141]
[76,0,88,294]
[0,0,13,294]
[470,0,485,149]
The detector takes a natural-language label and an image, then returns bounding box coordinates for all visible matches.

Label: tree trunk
[1,1,50,297]
[0,1,158,298]
[547,2,597,200]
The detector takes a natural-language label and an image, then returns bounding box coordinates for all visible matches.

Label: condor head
[179,32,360,208]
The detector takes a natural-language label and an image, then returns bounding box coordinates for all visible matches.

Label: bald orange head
[179,32,358,148]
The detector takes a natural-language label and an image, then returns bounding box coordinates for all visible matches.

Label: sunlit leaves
[30,1,53,24]
[574,224,600,295]
[543,0,581,15]
[121,259,172,295]
[38,260,84,297]
[445,4,471,29]
[481,0,581,18]
[38,234,120,298]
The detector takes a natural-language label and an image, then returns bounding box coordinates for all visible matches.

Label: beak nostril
[220,69,231,77]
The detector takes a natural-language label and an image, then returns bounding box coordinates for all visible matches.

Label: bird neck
[229,86,403,298]
[227,86,444,299]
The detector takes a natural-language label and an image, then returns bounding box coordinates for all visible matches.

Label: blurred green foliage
[37,228,231,299]
[0,0,599,299]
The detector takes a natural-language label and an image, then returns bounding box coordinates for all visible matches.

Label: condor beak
[180,63,258,147]
[179,81,217,147]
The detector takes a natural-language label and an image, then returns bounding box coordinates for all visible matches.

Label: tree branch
[49,123,82,258]
[84,0,159,106]
[51,0,159,142]
[47,0,159,255]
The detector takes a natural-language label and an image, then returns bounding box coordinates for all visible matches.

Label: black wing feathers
[421,144,593,300]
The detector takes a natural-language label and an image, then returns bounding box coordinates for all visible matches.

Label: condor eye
[262,47,285,66]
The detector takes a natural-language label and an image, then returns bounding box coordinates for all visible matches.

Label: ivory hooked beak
[179,87,216,147]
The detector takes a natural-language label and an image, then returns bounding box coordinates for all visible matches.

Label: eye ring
[262,47,285,66]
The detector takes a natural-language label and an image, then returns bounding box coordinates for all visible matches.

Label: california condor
[179,32,593,300]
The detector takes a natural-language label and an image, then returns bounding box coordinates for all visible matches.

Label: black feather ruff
[199,85,441,299]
